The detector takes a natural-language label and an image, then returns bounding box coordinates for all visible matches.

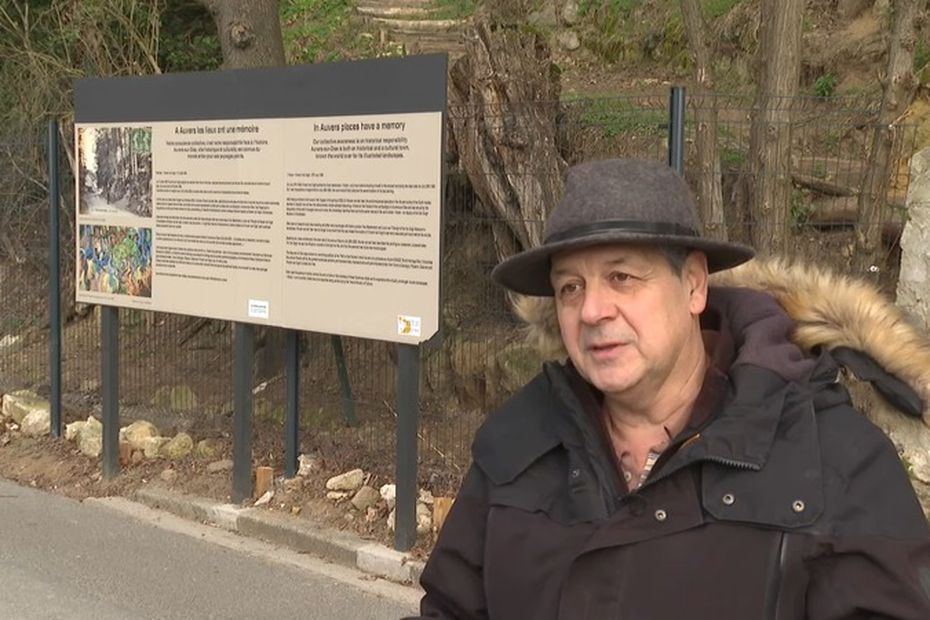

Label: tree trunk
[447,20,566,260]
[747,0,803,255]
[199,0,286,381]
[855,0,927,272]
[680,0,726,241]
[197,0,286,69]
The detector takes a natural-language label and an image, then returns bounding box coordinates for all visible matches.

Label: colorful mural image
[79,225,153,297]
[79,126,153,217]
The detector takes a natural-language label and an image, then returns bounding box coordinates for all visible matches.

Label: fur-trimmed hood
[513,257,930,428]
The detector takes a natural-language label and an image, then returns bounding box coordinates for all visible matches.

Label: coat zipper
[634,453,761,495]
[702,456,761,471]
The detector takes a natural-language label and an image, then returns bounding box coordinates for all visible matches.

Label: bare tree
[447,20,566,260]
[747,0,803,255]
[680,0,726,240]
[197,0,286,69]
[197,0,286,380]
[855,0,928,271]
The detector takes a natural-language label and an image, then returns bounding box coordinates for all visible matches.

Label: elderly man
[414,159,930,619]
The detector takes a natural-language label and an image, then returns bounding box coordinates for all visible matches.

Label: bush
[813,73,838,98]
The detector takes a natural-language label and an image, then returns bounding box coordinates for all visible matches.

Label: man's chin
[586,373,639,397]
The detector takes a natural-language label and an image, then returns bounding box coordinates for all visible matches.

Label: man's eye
[610,272,632,283]
[559,282,581,297]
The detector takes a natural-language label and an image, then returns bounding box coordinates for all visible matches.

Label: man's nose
[579,282,616,325]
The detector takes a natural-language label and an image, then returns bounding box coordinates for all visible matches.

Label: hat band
[545,220,699,244]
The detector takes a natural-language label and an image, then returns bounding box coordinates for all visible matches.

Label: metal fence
[0,90,917,497]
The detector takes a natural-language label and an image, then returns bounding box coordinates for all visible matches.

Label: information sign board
[74,54,446,343]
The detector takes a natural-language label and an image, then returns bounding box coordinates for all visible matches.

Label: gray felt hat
[491,159,755,296]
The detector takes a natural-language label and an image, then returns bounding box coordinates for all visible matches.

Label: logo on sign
[397,315,421,337]
[248,299,270,319]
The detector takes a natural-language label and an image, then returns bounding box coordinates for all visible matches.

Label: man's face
[550,244,708,405]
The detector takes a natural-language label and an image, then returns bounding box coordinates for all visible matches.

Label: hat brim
[491,231,755,296]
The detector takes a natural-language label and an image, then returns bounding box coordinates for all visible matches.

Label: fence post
[668,86,686,175]
[394,343,420,551]
[47,119,62,439]
[101,306,120,479]
[285,329,300,478]
[233,322,254,502]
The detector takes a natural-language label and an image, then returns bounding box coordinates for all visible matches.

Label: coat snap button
[722,493,735,506]
[792,500,805,513]
[654,509,667,522]
[569,468,580,479]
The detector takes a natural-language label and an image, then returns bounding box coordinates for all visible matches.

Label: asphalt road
[0,479,420,619]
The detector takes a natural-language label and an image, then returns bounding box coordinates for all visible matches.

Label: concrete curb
[132,485,426,586]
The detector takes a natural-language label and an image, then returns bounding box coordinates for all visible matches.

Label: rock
[366,506,381,522]
[2,390,49,424]
[159,468,178,484]
[561,0,580,25]
[78,429,102,458]
[254,490,273,506]
[84,416,102,435]
[141,436,169,459]
[297,453,322,477]
[193,438,222,460]
[120,420,159,450]
[291,505,301,516]
[325,468,365,492]
[386,504,432,534]
[131,450,144,465]
[528,1,558,28]
[380,483,396,510]
[417,502,432,534]
[78,417,103,458]
[351,485,380,512]
[418,489,435,505]
[557,30,580,52]
[64,420,86,442]
[159,432,194,460]
[327,491,349,501]
[21,407,50,436]
[0,334,20,348]
[206,458,234,473]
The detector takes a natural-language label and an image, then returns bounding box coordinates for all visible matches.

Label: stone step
[392,36,466,51]
[356,0,437,12]
[356,5,437,19]
[369,16,468,33]
[392,41,466,57]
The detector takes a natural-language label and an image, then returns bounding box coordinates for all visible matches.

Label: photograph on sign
[78,126,153,217]
[78,224,153,297]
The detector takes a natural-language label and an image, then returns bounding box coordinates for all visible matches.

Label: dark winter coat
[413,284,930,620]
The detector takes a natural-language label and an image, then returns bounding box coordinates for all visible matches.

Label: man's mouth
[587,341,627,355]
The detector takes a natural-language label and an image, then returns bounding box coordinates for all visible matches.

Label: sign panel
[74,55,446,343]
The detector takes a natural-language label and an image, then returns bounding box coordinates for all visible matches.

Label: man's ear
[683,251,709,315]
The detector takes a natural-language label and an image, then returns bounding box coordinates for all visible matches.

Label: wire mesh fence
[0,91,919,493]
